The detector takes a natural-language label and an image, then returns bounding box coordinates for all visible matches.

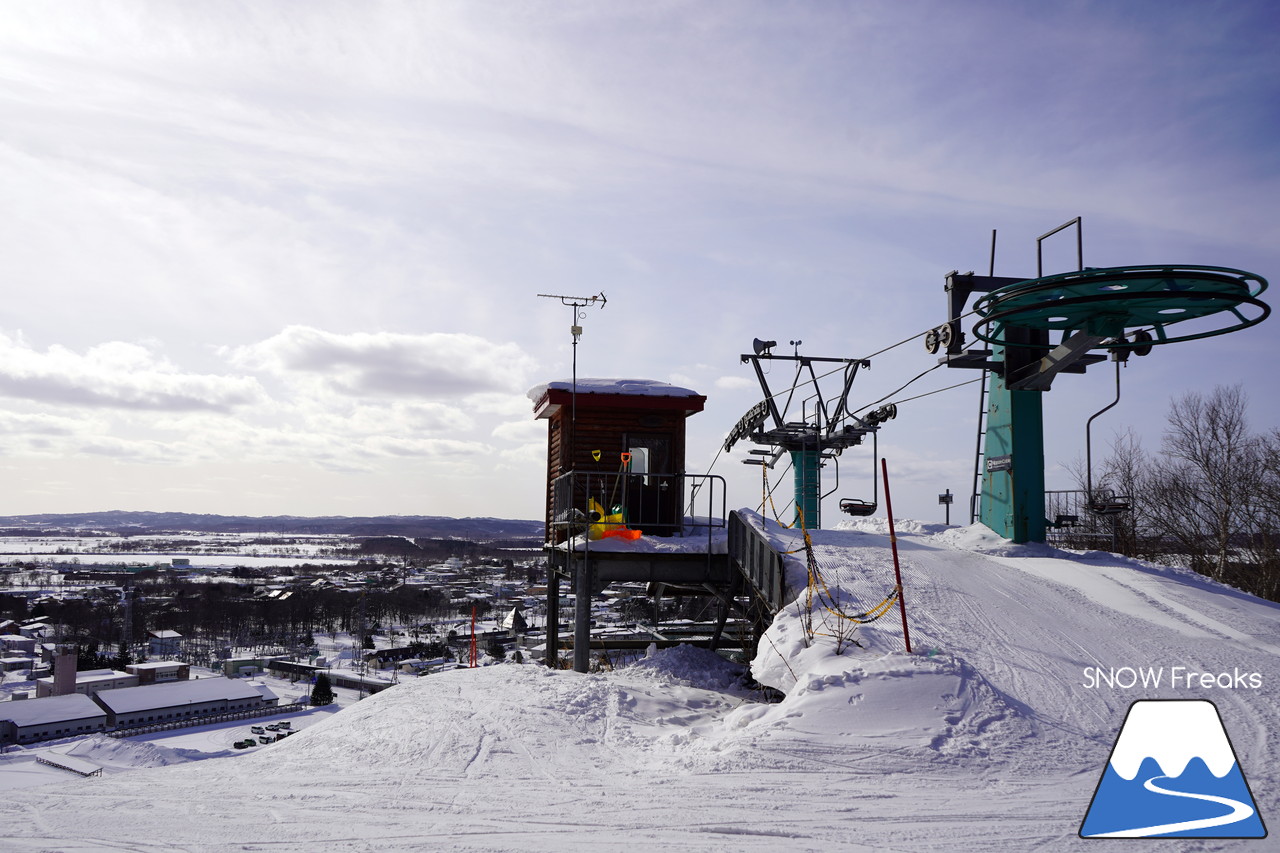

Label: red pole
[881,458,913,654]
[470,605,478,667]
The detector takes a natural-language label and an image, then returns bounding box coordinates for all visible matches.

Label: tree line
[1067,384,1280,602]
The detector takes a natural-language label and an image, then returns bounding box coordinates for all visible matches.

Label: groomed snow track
[1,513,1276,852]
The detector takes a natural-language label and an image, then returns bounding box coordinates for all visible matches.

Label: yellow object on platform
[587,498,640,540]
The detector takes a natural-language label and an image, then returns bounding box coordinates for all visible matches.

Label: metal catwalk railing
[548,470,726,547]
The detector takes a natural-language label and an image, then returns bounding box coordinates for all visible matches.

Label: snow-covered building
[364,647,416,669]
[0,634,37,654]
[500,605,528,634]
[93,677,277,729]
[0,693,108,745]
[1,656,34,673]
[34,668,138,699]
[528,378,706,540]
[126,660,190,685]
[147,629,183,658]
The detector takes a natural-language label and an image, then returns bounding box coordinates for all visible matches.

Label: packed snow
[527,378,702,401]
[2,514,1276,851]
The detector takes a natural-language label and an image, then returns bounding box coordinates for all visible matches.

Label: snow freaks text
[1082,666,1264,690]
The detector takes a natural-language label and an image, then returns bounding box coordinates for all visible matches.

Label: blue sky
[1,1,1276,524]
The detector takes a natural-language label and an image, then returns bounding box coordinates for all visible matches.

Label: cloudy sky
[1,2,1277,524]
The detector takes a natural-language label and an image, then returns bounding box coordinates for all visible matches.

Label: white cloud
[0,333,265,412]
[303,401,475,438]
[229,326,536,399]
[714,375,755,390]
[491,419,545,444]
[364,436,491,459]
[0,410,99,437]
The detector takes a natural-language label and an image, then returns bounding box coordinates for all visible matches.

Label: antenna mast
[537,292,607,468]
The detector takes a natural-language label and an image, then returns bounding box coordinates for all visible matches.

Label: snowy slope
[1,515,1276,852]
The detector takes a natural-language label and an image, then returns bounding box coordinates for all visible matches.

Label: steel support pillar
[573,554,592,672]
[791,449,822,529]
[980,340,1046,543]
[545,566,559,668]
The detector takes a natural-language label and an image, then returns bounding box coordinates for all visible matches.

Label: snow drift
[1,515,1276,852]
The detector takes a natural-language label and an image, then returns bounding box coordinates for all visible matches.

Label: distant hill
[0,510,544,541]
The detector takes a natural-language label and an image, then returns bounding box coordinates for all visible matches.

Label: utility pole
[536,291,606,673]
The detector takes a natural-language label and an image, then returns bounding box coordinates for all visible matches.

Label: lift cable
[693,306,984,486]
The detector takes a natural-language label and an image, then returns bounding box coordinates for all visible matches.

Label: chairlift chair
[840,497,877,517]
[838,427,880,517]
[1087,492,1131,516]
[1084,354,1134,519]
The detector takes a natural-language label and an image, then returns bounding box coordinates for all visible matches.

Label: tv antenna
[537,292,607,464]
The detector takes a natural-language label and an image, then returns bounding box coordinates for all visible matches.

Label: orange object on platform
[600,528,642,541]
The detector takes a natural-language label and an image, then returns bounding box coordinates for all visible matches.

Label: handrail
[548,470,727,547]
[727,511,792,612]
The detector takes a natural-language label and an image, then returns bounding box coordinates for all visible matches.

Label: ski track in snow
[1,518,1276,852]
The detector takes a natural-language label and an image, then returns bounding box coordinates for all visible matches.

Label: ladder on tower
[969,370,989,525]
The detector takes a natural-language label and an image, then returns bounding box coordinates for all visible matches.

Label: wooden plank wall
[541,406,690,540]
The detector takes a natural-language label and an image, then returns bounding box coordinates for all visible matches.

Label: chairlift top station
[535,218,1269,550]
[932,218,1268,543]
[529,219,1268,675]
[722,218,1268,543]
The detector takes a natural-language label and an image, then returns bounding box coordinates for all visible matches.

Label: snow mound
[622,643,749,690]
[62,734,213,768]
[834,516,951,536]
[933,522,1059,557]
[739,646,1032,759]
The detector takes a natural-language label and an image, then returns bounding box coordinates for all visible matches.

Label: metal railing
[548,470,727,548]
[1045,489,1131,551]
[727,510,792,612]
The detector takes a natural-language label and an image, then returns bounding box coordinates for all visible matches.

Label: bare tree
[1096,427,1151,557]
[1243,428,1280,600]
[1148,385,1260,581]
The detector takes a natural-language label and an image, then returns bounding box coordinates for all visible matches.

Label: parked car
[234,740,255,749]
[250,726,265,735]
[258,734,275,744]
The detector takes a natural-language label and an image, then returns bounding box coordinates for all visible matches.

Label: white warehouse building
[0,694,109,745]
[93,678,279,729]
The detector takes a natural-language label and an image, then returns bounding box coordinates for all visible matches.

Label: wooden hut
[529,379,706,541]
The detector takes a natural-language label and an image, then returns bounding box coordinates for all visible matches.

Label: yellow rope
[762,463,794,529]
[763,458,898,633]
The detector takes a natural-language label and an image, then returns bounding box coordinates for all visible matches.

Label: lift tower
[931,219,1269,543]
[729,339,889,529]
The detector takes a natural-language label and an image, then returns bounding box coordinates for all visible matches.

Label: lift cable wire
[694,305,985,486]
[849,363,942,417]
[884,375,985,408]
[747,305,985,415]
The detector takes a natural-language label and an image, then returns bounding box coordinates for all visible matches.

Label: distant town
[1,513,735,749]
